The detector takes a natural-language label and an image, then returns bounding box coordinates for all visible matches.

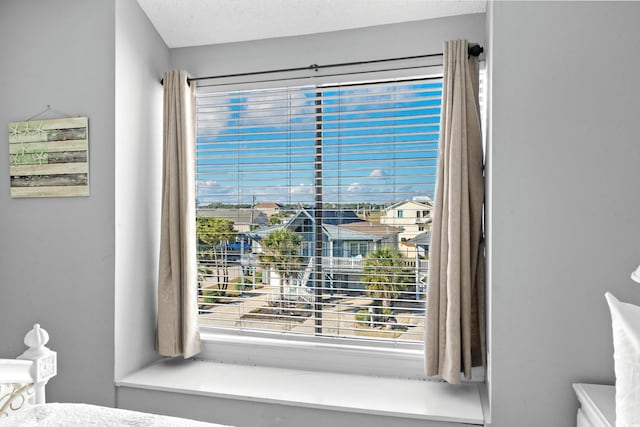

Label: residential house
[250,208,401,291]
[380,200,433,257]
[254,202,283,218]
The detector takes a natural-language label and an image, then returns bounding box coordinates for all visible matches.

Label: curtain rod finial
[468,45,484,57]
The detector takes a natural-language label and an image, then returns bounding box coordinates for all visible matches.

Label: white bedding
[0,403,231,427]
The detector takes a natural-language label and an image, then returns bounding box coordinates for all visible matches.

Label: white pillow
[605,292,640,427]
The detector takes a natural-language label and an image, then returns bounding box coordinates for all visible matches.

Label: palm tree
[196,217,235,292]
[258,228,304,310]
[362,246,411,312]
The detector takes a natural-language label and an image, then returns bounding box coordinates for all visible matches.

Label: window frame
[199,327,426,379]
[193,59,456,380]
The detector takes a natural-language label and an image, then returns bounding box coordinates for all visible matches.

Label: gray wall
[0,0,170,406]
[486,2,640,426]
[171,14,485,78]
[0,0,116,406]
[113,13,487,427]
[8,3,635,425]
[114,0,169,381]
[119,386,473,427]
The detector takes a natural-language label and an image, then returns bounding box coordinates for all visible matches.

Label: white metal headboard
[17,324,57,404]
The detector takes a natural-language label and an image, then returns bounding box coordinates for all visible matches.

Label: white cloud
[197,180,232,193]
[369,168,387,178]
[347,182,362,192]
[196,180,238,204]
[289,183,313,195]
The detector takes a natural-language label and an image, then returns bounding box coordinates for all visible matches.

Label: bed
[0,324,230,426]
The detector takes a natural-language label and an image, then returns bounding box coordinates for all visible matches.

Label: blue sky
[195,79,441,206]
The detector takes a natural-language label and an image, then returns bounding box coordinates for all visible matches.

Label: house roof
[248,224,284,239]
[338,222,402,238]
[249,211,391,243]
[287,208,315,224]
[255,202,281,209]
[314,208,364,225]
[408,231,432,246]
[383,199,433,212]
[322,224,381,242]
[249,223,380,242]
[197,208,267,225]
[282,207,365,226]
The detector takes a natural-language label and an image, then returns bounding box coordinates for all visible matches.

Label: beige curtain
[157,70,201,358]
[425,40,485,384]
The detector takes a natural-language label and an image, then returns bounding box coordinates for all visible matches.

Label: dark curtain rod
[161,45,483,85]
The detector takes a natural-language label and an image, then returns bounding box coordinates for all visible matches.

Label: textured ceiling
[136,0,486,48]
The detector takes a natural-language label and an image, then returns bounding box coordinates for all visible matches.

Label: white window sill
[197,329,429,380]
[116,358,484,425]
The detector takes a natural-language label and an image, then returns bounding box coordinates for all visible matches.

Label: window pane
[195,77,438,345]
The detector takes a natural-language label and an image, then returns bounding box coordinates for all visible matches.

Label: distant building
[408,231,431,298]
[380,200,434,257]
[250,208,398,258]
[197,208,268,233]
[249,207,402,291]
[407,231,432,255]
[254,202,282,218]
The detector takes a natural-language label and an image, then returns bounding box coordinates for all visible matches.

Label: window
[397,210,404,218]
[349,242,369,257]
[194,68,442,372]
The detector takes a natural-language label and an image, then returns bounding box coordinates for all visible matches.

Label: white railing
[241,253,426,273]
[240,253,257,266]
[299,257,314,285]
[321,256,364,270]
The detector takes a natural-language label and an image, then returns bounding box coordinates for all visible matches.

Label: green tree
[362,247,412,311]
[258,228,304,309]
[268,214,281,225]
[268,211,287,225]
[196,217,235,292]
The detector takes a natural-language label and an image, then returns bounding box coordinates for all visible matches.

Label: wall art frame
[8,117,89,198]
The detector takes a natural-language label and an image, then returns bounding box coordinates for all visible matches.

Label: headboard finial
[17,324,57,405]
[24,324,50,351]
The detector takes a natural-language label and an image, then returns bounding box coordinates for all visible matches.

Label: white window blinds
[195,75,441,344]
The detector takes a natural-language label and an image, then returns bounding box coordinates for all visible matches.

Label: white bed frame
[0,327,232,425]
[0,324,57,415]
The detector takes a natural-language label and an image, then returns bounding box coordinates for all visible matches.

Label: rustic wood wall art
[8,117,89,198]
